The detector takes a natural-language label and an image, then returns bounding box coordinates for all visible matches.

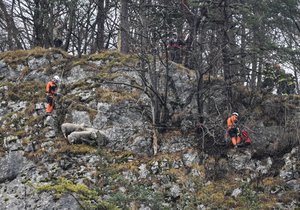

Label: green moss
[37,177,89,194]
[36,177,97,201]
[36,177,120,210]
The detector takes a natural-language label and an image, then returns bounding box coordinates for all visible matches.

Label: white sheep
[61,123,85,138]
[67,130,97,145]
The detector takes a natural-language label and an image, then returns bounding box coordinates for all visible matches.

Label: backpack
[241,130,252,145]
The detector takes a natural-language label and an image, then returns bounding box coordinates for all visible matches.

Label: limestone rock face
[0,152,26,183]
[0,49,299,209]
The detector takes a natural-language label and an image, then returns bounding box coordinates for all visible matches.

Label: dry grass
[0,47,69,63]
[95,88,141,104]
[88,50,138,63]
[6,81,44,102]
[54,137,95,152]
[25,145,49,160]
[57,144,97,155]
[175,63,196,78]
[262,177,284,187]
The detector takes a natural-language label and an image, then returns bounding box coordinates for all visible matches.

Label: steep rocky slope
[0,48,299,210]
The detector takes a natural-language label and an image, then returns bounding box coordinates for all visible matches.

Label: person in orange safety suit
[46,75,60,114]
[227,112,241,148]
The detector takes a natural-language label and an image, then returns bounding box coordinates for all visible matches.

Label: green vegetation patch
[36,177,95,198]
[35,177,120,210]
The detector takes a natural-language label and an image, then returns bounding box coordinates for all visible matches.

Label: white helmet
[232,112,239,117]
[53,75,60,83]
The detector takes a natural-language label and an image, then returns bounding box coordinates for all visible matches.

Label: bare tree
[0,0,22,50]
[93,0,108,52]
[118,0,129,53]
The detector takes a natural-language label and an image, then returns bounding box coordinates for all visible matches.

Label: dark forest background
[1,0,299,122]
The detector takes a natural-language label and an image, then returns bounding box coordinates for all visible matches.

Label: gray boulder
[0,152,26,183]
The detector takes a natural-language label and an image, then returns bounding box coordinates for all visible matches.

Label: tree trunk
[250,54,258,90]
[240,23,247,85]
[0,0,22,49]
[94,0,105,52]
[180,0,201,69]
[119,0,129,53]
[196,25,205,122]
[149,51,161,126]
[33,0,44,47]
[64,1,76,51]
[32,0,52,48]
[257,56,263,88]
[221,0,233,104]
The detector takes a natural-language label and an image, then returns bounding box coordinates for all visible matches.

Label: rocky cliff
[0,48,299,210]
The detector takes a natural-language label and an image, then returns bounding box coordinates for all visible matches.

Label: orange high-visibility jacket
[227,115,237,129]
[46,80,57,96]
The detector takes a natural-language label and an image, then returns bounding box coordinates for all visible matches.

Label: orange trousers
[231,136,241,146]
[46,96,55,113]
